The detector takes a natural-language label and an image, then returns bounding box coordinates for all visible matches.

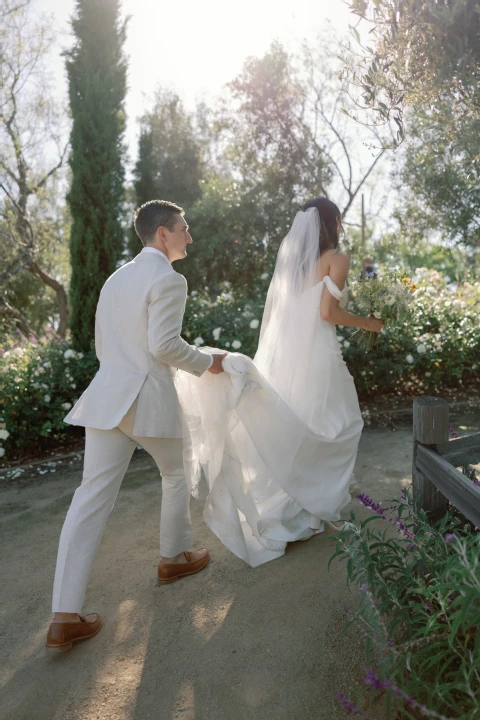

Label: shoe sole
[157,556,210,585]
[46,619,103,654]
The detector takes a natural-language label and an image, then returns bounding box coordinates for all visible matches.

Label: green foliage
[343,269,480,396]
[342,0,480,148]
[66,0,127,351]
[128,90,205,259]
[0,336,98,460]
[371,233,480,282]
[398,109,480,248]
[134,42,334,293]
[330,490,480,718]
[0,185,71,339]
[2,268,479,459]
[183,267,480,399]
[182,279,269,359]
[181,177,276,292]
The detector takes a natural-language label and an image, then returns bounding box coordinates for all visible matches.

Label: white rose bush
[1,269,479,461]
[0,335,98,461]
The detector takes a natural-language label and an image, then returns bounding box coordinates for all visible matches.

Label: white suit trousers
[52,400,193,612]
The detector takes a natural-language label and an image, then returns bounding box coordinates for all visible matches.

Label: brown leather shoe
[158,549,210,584]
[46,614,102,653]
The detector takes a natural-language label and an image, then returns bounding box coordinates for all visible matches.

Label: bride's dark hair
[302,197,343,255]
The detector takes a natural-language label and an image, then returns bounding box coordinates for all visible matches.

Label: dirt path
[1,408,479,720]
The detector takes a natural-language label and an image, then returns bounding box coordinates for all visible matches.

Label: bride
[175,197,383,567]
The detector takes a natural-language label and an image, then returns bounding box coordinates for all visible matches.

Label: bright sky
[33,0,353,164]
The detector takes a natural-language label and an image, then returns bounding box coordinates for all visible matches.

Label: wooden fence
[412,396,480,526]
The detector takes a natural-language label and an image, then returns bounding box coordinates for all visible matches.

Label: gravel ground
[1,407,479,720]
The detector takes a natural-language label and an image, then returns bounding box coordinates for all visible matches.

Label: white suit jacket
[64,251,211,438]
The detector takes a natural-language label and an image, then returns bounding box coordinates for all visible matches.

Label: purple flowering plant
[330,488,480,718]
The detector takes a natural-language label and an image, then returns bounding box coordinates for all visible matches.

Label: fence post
[412,396,449,519]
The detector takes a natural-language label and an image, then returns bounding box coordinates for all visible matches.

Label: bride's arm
[320,253,383,332]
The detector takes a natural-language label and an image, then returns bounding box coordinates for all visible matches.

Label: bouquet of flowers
[351,270,416,351]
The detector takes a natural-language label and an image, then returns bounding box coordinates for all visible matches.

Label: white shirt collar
[140,246,171,264]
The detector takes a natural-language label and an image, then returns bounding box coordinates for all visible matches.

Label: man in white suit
[46,200,225,653]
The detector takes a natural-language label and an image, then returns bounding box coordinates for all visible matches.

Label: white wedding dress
[175,209,363,567]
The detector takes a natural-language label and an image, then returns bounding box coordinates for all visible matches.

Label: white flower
[385,295,395,306]
[232,340,242,350]
[34,370,39,377]
[374,312,382,319]
[260,273,269,280]
[194,336,204,346]
[77,353,84,359]
[425,372,432,377]
[249,319,260,329]
[361,371,367,376]
[71,383,76,389]
[212,327,222,341]
[44,394,51,403]
[43,361,51,369]
[12,347,24,357]
[406,354,414,364]
[417,343,427,354]
[41,383,48,389]
[32,382,40,389]
[223,281,232,288]
[221,292,233,302]
[343,340,350,348]
[3,351,11,358]
[61,402,72,411]
[64,349,76,360]
[0,447,4,458]
[225,342,231,348]
[37,366,45,374]
[0,429,10,441]
[190,290,198,297]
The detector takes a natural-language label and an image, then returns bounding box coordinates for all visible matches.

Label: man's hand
[208,353,227,374]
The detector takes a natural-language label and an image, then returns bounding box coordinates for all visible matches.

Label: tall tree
[0,0,70,337]
[66,0,127,350]
[129,90,204,258]
[341,0,480,148]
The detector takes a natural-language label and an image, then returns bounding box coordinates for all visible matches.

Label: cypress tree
[66,0,127,350]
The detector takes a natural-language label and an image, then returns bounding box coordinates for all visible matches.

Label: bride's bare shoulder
[329,251,350,268]
[320,250,350,272]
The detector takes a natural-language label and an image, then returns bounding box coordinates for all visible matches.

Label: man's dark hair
[133,200,184,245]
[302,196,343,254]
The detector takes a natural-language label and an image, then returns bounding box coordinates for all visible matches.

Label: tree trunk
[29,261,69,337]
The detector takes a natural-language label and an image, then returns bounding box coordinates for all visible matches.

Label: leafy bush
[1,268,479,461]
[184,268,480,397]
[343,269,480,396]
[0,334,98,460]
[182,278,268,358]
[331,490,480,719]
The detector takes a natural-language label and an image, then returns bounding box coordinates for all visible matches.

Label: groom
[46,200,225,653]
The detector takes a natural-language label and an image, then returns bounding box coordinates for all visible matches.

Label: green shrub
[1,268,479,461]
[331,489,480,719]
[0,334,98,460]
[184,268,480,397]
[182,279,268,358]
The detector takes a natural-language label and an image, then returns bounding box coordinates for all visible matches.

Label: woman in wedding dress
[175,197,383,567]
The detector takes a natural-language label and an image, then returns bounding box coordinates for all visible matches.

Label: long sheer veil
[254,207,323,427]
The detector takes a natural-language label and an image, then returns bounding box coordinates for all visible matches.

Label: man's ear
[155,225,167,243]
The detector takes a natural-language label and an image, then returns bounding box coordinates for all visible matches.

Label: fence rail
[412,396,480,526]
